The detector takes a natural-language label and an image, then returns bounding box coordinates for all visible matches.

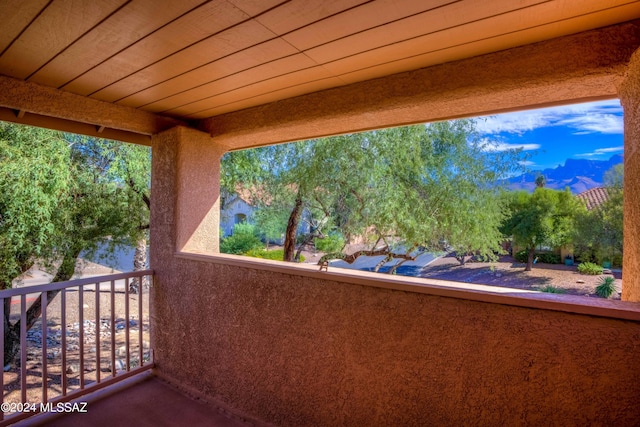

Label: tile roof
[577,187,609,210]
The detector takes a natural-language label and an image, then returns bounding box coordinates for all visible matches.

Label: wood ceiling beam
[0,75,186,144]
[199,20,640,151]
[0,107,153,145]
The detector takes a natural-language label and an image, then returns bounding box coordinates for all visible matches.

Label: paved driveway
[329,252,440,277]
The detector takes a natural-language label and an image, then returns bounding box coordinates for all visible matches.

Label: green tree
[373,121,520,266]
[574,165,623,265]
[1,123,150,365]
[501,188,584,271]
[602,165,624,261]
[87,137,151,292]
[0,124,71,291]
[222,120,524,269]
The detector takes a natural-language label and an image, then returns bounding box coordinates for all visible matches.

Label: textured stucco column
[150,126,224,256]
[619,48,640,302]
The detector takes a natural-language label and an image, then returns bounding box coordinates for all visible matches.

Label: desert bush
[244,248,305,262]
[514,250,528,263]
[314,232,345,253]
[220,223,263,255]
[536,253,561,264]
[539,285,566,294]
[514,250,560,264]
[595,276,616,298]
[577,262,603,275]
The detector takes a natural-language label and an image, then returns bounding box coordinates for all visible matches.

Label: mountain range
[507,154,622,194]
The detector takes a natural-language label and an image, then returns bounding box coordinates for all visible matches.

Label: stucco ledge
[173,252,640,322]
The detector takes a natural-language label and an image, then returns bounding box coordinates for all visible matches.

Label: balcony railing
[0,270,153,426]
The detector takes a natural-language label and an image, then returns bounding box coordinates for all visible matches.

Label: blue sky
[475,100,624,171]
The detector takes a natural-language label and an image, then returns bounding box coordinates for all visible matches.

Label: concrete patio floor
[20,372,254,427]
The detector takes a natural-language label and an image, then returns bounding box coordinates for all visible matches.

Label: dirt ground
[420,254,622,298]
[286,245,621,298]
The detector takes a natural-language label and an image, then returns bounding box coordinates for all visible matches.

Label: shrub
[314,232,345,253]
[539,285,566,294]
[220,223,263,255]
[595,276,616,298]
[513,250,561,264]
[577,262,603,275]
[514,250,528,263]
[536,253,561,264]
[244,248,305,262]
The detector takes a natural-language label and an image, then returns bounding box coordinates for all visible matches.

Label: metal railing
[0,270,153,426]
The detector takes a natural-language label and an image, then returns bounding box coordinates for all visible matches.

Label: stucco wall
[150,255,640,427]
[620,48,640,302]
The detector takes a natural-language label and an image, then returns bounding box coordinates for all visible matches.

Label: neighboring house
[576,187,609,210]
[220,193,254,237]
[220,188,311,239]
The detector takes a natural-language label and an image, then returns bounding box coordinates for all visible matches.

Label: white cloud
[574,146,624,158]
[481,140,540,152]
[594,146,624,153]
[518,160,536,167]
[476,100,623,135]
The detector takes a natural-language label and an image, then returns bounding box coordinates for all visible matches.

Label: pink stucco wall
[150,255,640,426]
[620,48,640,302]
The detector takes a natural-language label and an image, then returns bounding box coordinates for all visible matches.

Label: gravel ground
[420,254,622,298]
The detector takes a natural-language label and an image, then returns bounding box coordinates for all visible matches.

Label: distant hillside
[507,154,622,194]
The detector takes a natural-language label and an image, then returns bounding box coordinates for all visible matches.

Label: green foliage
[244,248,305,262]
[536,253,561,264]
[595,276,616,298]
[573,164,623,267]
[0,124,152,365]
[0,123,71,288]
[514,250,528,263]
[0,125,151,287]
[220,223,263,255]
[514,250,560,264]
[501,188,584,270]
[253,207,288,244]
[314,232,345,253]
[223,120,527,266]
[577,262,603,275]
[539,285,566,294]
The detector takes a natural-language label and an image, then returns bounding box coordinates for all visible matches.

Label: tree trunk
[373,255,392,273]
[456,254,467,266]
[388,258,410,275]
[4,250,78,367]
[525,247,535,271]
[283,194,303,262]
[3,298,19,368]
[129,238,148,294]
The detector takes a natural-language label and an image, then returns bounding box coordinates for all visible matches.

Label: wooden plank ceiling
[1,0,639,123]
